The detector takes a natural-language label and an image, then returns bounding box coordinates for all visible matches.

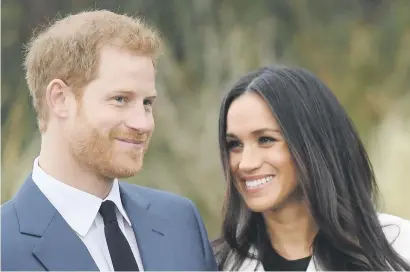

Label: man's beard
[68,113,150,179]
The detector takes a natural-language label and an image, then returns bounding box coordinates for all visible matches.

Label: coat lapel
[306,257,318,271]
[238,257,264,271]
[14,176,98,271]
[119,183,168,271]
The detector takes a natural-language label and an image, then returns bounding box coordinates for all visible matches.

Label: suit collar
[13,175,57,237]
[119,182,150,210]
[13,176,98,270]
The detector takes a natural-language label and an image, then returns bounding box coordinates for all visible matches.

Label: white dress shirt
[31,157,144,271]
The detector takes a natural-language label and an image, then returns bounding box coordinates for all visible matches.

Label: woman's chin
[245,198,279,213]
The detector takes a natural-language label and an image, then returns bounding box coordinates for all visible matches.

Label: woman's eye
[227,140,242,150]
[259,136,276,144]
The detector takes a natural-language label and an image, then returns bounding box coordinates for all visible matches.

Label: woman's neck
[262,200,318,260]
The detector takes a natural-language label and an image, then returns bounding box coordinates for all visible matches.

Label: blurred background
[1,0,410,238]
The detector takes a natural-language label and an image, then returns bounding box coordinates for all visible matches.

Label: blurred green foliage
[2,0,410,237]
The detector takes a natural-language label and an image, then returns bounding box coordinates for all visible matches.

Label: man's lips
[115,138,145,145]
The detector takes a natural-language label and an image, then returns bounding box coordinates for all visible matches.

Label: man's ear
[45,79,71,118]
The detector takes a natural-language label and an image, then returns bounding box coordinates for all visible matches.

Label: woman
[213,66,410,271]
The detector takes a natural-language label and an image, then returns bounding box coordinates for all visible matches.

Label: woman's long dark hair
[213,66,410,271]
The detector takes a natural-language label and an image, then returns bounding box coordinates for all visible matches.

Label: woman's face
[226,92,299,212]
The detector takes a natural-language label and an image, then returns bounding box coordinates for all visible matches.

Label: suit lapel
[32,214,99,271]
[14,176,98,271]
[119,184,168,271]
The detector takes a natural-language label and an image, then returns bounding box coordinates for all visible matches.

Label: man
[1,10,217,271]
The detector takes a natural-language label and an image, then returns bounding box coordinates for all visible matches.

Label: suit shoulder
[120,183,200,223]
[1,199,20,234]
[1,200,27,256]
[1,199,15,214]
[1,200,18,225]
[120,182,195,209]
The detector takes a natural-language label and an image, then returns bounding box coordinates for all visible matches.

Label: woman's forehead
[226,92,279,135]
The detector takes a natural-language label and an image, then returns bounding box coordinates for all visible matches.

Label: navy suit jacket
[1,176,218,271]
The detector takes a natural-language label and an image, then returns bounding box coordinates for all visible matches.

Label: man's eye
[143,99,153,106]
[114,96,127,103]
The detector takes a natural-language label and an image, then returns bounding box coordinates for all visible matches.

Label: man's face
[66,46,156,179]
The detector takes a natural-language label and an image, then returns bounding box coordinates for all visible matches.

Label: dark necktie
[99,200,139,271]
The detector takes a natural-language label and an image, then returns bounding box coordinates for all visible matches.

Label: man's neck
[262,201,318,260]
[38,135,113,199]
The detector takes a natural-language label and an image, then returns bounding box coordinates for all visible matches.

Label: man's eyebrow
[110,89,157,97]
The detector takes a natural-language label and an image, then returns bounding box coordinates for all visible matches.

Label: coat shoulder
[378,213,410,262]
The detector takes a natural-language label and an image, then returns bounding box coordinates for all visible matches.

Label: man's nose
[124,103,154,133]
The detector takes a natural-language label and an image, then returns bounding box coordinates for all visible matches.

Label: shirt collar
[103,179,132,227]
[31,157,132,237]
